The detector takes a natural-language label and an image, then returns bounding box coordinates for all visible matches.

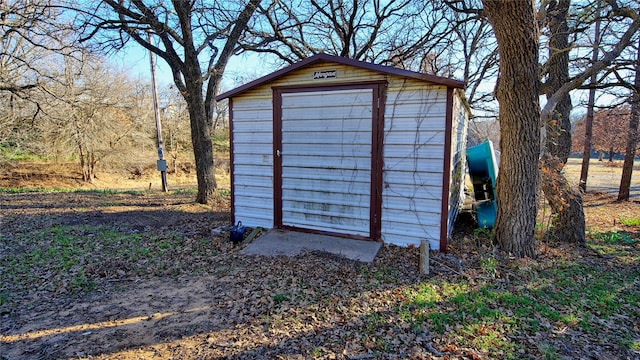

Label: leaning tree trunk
[542,0,586,245]
[541,155,586,244]
[619,36,640,201]
[483,0,541,258]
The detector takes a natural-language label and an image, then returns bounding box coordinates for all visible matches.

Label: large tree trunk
[542,0,586,245]
[483,0,540,258]
[619,36,640,201]
[174,0,220,205]
[185,79,217,204]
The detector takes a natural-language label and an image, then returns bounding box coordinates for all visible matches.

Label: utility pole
[148,33,168,192]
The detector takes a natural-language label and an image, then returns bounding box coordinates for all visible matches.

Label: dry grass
[563,157,640,191]
[0,159,230,192]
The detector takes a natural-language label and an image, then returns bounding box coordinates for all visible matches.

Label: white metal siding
[381,87,448,249]
[232,98,274,228]
[281,89,373,236]
[447,91,469,239]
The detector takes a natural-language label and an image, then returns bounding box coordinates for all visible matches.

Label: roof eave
[215,53,465,101]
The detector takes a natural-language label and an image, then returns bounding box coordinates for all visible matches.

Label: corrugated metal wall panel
[232,144,272,157]
[233,211,273,228]
[279,209,370,234]
[282,177,368,193]
[232,98,274,228]
[383,172,444,186]
[384,130,446,145]
[384,158,447,173]
[280,89,373,236]
[283,132,371,145]
[283,118,373,132]
[233,184,272,198]
[384,198,442,214]
[445,91,469,239]
[381,82,449,250]
[233,166,273,177]
[280,166,370,182]
[382,222,441,246]
[281,155,371,170]
[234,194,273,210]
[382,183,443,201]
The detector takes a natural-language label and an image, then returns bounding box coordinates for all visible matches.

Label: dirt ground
[0,160,639,359]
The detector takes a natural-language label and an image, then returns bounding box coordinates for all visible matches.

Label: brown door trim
[273,82,386,240]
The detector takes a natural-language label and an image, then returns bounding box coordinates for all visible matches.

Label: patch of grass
[0,187,62,194]
[0,224,220,305]
[272,293,288,304]
[0,290,9,306]
[0,187,149,195]
[590,231,635,245]
[538,342,561,360]
[479,256,498,277]
[0,145,46,161]
[587,230,637,258]
[356,264,396,285]
[400,259,640,358]
[212,130,230,153]
[620,217,640,226]
[173,188,198,195]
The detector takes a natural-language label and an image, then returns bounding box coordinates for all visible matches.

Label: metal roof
[215,53,466,101]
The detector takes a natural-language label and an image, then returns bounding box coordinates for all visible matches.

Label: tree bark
[541,155,585,244]
[619,36,640,201]
[542,0,586,245]
[618,107,639,200]
[544,0,572,164]
[579,5,601,192]
[185,80,217,203]
[483,0,540,258]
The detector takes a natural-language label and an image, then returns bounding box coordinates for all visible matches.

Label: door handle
[276,149,281,157]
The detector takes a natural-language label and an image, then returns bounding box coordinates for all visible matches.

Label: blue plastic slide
[466,140,499,229]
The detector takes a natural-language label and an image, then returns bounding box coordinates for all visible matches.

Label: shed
[216,53,469,251]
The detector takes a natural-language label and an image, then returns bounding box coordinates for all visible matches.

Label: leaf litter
[0,191,638,359]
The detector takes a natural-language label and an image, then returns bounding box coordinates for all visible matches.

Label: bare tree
[578,3,602,193]
[71,0,261,203]
[159,87,192,174]
[41,53,142,181]
[539,0,586,245]
[572,107,634,160]
[539,1,639,247]
[467,119,499,147]
[619,37,640,201]
[240,0,455,67]
[0,0,77,146]
[480,0,639,257]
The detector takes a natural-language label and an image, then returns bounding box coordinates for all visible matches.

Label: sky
[109,42,623,124]
[109,44,276,94]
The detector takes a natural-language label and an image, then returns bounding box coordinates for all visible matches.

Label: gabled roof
[216,53,465,101]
